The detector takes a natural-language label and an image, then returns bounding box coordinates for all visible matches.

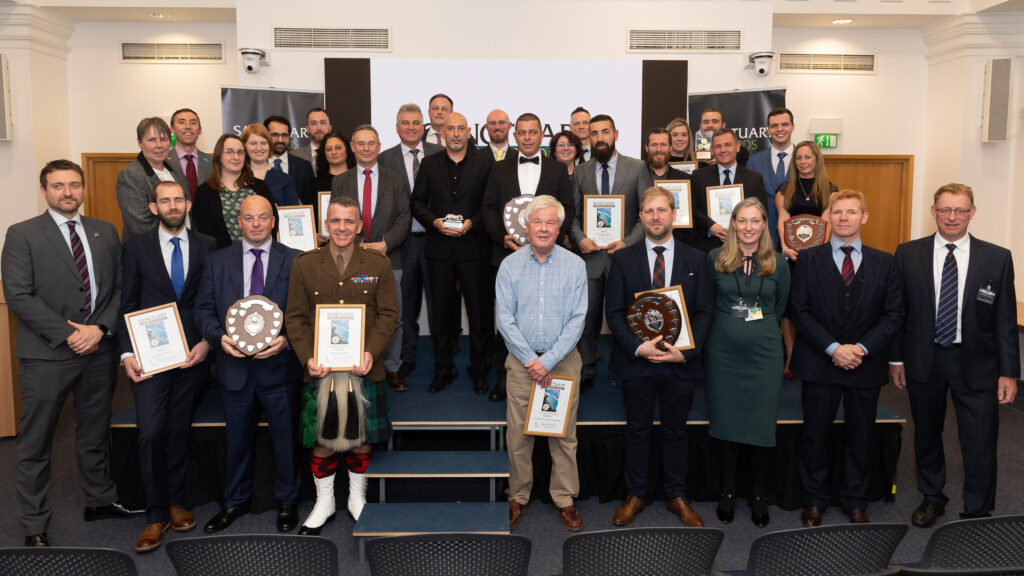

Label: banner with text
[220,86,324,150]
[687,88,786,154]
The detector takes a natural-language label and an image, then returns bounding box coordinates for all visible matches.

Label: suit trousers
[622,372,696,501]
[399,234,461,365]
[382,269,403,373]
[17,350,119,534]
[132,365,202,523]
[426,255,493,378]
[800,380,880,511]
[577,276,606,380]
[505,350,582,508]
[908,346,999,517]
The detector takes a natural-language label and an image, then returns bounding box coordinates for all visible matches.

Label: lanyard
[733,265,766,308]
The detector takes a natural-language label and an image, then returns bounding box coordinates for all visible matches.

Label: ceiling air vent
[628,29,742,52]
[121,43,224,63]
[778,53,876,74]
[274,27,391,51]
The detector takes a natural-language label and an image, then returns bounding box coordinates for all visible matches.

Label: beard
[592,141,615,164]
[157,210,187,230]
[272,142,288,155]
[648,153,668,170]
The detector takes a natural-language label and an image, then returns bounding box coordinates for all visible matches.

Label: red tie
[361,169,373,236]
[840,245,855,286]
[184,153,198,199]
[68,221,92,318]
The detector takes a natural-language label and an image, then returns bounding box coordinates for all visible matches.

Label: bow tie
[519,156,539,165]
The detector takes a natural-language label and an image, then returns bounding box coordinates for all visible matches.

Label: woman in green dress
[705,197,790,527]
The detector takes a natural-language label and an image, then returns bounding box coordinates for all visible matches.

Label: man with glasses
[483,109,511,161]
[264,115,314,200]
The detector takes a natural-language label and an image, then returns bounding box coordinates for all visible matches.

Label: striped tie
[935,243,958,346]
[652,246,666,288]
[840,245,855,286]
[67,221,92,318]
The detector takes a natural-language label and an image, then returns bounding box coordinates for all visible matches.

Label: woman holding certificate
[704,198,790,528]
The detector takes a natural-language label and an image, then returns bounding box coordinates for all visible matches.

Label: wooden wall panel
[81,153,136,236]
[822,155,914,255]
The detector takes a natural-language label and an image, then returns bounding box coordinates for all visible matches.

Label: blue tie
[775,152,787,182]
[170,237,185,299]
[273,158,282,172]
[601,163,610,195]
[722,169,732,186]
[935,244,958,346]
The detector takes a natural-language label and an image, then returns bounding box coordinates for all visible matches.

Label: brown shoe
[387,372,408,392]
[801,506,823,527]
[847,509,870,524]
[555,505,583,532]
[134,522,170,553]
[666,497,704,527]
[613,496,646,526]
[508,500,524,530]
[168,506,195,532]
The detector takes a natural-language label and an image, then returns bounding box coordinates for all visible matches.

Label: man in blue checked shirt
[496,196,587,533]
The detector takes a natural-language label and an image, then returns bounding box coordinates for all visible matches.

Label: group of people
[1,97,1017,552]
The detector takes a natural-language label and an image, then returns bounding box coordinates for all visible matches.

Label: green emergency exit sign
[814,134,838,149]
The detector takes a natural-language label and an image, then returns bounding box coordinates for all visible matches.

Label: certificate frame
[276,205,317,252]
[523,375,578,437]
[124,302,190,376]
[318,191,332,236]
[706,184,745,229]
[633,285,695,351]
[313,304,366,371]
[582,194,625,249]
[670,161,697,174]
[655,179,692,229]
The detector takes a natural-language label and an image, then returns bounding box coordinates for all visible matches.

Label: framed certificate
[277,205,316,252]
[582,194,625,249]
[318,191,332,235]
[634,285,695,350]
[524,375,577,437]
[313,304,366,371]
[706,184,744,229]
[670,161,697,174]
[124,302,190,375]
[655,179,692,229]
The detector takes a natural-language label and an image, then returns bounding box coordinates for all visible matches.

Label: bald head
[238,194,275,245]
[485,109,510,146]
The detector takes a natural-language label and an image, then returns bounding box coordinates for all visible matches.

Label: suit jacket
[331,165,411,269]
[410,148,493,261]
[2,213,121,360]
[285,245,400,382]
[264,168,301,207]
[193,241,301,391]
[682,163,768,253]
[165,148,213,195]
[116,153,190,241]
[890,234,1019,389]
[379,142,445,185]
[569,153,654,279]
[279,153,314,202]
[481,150,575,266]
[746,148,788,249]
[118,227,217,353]
[789,241,904,387]
[290,144,314,164]
[648,164,691,185]
[606,238,714,380]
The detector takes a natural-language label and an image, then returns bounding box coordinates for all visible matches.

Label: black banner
[687,88,786,154]
[220,86,324,150]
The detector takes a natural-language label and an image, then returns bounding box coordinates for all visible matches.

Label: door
[81,153,136,237]
[822,155,913,255]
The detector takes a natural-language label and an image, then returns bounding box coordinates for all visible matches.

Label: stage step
[353,501,509,560]
[366,450,509,479]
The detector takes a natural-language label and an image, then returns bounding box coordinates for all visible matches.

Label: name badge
[745,307,764,322]
[977,286,996,305]
[731,304,749,318]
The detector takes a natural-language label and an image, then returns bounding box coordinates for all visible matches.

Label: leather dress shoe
[134,522,169,553]
[169,506,195,532]
[24,533,48,547]
[555,505,583,532]
[84,499,144,521]
[847,509,870,524]
[489,378,507,401]
[801,506,823,527]
[751,497,770,528]
[277,503,298,532]
[912,499,945,528]
[613,496,646,526]
[508,500,525,530]
[428,374,450,393]
[397,361,414,378]
[716,493,735,524]
[473,377,488,395]
[666,497,704,527]
[203,506,248,533]
[386,371,408,392]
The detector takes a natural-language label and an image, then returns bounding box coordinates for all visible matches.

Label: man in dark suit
[646,128,690,183]
[332,124,411,391]
[746,108,795,249]
[569,107,592,164]
[411,112,494,394]
[482,113,575,401]
[3,159,142,547]
[698,107,750,168]
[119,181,217,552]
[569,114,653,390]
[682,129,767,253]
[482,109,512,161]
[605,186,713,527]
[165,108,213,200]
[291,107,332,173]
[789,189,904,526]
[265,115,314,198]
[889,183,1019,526]
[194,195,303,534]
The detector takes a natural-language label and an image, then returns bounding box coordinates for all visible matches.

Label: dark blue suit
[194,241,303,508]
[119,227,216,523]
[746,148,789,249]
[279,153,313,205]
[606,238,714,500]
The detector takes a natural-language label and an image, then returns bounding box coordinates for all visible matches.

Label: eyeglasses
[934,208,971,216]
[222,149,245,157]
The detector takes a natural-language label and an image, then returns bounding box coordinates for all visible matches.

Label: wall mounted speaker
[982,58,1011,143]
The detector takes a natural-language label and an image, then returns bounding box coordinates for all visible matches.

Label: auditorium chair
[365,533,531,576]
[0,547,138,576]
[562,527,724,576]
[899,515,1024,575]
[743,523,907,576]
[165,534,337,576]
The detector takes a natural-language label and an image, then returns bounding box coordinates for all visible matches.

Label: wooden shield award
[627,293,681,351]
[784,214,828,251]
[225,295,283,356]
[503,194,535,246]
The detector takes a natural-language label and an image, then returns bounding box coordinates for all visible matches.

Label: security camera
[240,48,266,74]
[748,51,776,77]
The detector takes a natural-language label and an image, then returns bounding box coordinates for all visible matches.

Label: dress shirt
[496,244,587,373]
[517,153,542,196]
[825,235,867,357]
[310,144,320,174]
[176,147,197,168]
[357,164,380,220]
[770,144,795,175]
[932,233,970,344]
[717,162,737,185]
[577,147,591,164]
[425,126,445,146]
[242,239,272,297]
[272,153,291,174]
[48,209,99,307]
[158,226,190,280]
[401,143,426,233]
[490,143,509,161]
[446,155,465,192]
[595,151,619,192]
[154,165,177,183]
[644,236,675,285]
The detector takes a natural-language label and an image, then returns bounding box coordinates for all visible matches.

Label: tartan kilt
[301,377,392,447]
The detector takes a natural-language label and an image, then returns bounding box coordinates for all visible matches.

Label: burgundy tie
[361,169,373,236]
[184,153,199,199]
[652,246,666,288]
[840,245,855,286]
[67,221,92,317]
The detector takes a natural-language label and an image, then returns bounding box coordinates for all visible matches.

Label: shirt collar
[934,233,969,252]
[645,236,673,253]
[329,241,355,263]
[357,163,377,175]
[401,142,423,156]
[157,226,187,245]
[772,143,795,156]
[717,162,737,176]
[242,238,272,254]
[175,146,195,163]
[830,236,862,253]
[48,208,82,228]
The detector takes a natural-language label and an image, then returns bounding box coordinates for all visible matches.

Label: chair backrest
[365,533,531,576]
[164,534,337,576]
[563,527,724,576]
[0,547,138,576]
[746,523,908,576]
[920,515,1024,570]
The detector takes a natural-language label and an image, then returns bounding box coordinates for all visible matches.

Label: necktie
[184,154,198,199]
[935,243,958,346]
[361,169,373,236]
[67,221,92,317]
[775,152,787,182]
[435,133,441,145]
[249,248,264,296]
[652,246,666,288]
[601,163,610,195]
[519,156,538,165]
[496,149,505,162]
[840,245,855,286]
[410,148,420,179]
[722,169,732,186]
[273,158,282,172]
[170,237,184,299]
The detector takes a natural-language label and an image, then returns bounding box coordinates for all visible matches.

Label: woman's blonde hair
[714,197,776,276]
